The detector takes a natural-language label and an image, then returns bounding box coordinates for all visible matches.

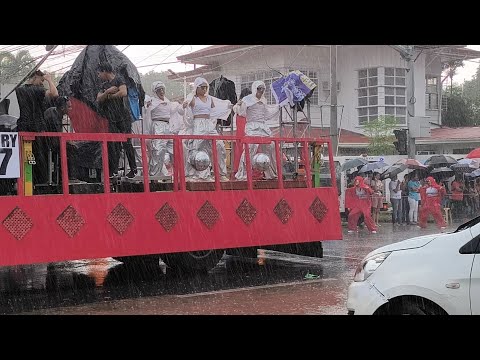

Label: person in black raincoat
[15,69,59,185]
[96,61,137,178]
[209,75,237,127]
[56,45,145,181]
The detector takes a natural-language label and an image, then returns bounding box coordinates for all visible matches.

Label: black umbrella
[450,165,477,173]
[341,158,368,172]
[465,169,480,178]
[424,155,457,166]
[358,161,390,174]
[380,164,407,180]
[450,159,479,173]
[430,167,454,174]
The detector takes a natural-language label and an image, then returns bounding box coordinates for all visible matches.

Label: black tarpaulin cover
[56,45,145,171]
[57,45,145,115]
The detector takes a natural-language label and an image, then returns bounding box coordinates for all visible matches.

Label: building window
[426,75,439,110]
[357,67,406,125]
[240,69,318,105]
[385,67,406,86]
[357,68,379,124]
[384,68,406,125]
[453,148,474,154]
[417,150,436,155]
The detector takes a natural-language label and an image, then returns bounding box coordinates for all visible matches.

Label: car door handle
[445,283,460,289]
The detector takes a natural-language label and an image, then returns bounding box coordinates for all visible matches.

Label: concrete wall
[220,46,330,129]
[425,54,443,124]
[338,45,428,134]
[219,45,436,135]
[416,142,480,155]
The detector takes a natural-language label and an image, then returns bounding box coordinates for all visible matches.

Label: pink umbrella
[395,158,427,170]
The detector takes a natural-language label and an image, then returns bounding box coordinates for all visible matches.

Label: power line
[152,45,184,71]
[135,45,170,65]
[167,45,268,80]
[136,60,180,68]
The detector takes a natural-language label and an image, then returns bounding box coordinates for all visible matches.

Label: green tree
[0,50,35,84]
[0,51,15,84]
[363,115,398,155]
[442,84,476,127]
[140,70,186,100]
[462,65,480,123]
[442,60,464,95]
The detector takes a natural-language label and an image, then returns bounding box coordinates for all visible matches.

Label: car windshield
[454,215,480,233]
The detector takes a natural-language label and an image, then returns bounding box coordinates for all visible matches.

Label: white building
[169,45,480,156]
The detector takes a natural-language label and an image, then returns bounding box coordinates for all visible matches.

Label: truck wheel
[162,250,225,273]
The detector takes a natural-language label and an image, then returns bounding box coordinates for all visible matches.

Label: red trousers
[419,205,445,228]
[233,116,246,173]
[348,207,377,232]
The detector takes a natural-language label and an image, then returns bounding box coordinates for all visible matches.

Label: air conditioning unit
[322,81,341,91]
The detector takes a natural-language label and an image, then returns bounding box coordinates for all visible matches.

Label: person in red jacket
[345,176,377,233]
[419,176,447,230]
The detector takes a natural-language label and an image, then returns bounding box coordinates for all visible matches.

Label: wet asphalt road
[0,220,466,315]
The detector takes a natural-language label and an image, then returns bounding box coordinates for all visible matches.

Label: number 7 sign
[0,132,20,178]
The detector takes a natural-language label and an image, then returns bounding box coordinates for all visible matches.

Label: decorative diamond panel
[274,198,293,224]
[155,203,178,232]
[57,205,85,238]
[3,207,33,240]
[236,199,257,226]
[309,197,328,223]
[107,203,133,235]
[197,201,219,230]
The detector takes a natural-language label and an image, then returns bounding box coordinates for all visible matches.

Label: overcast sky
[118,44,480,81]
[452,45,480,83]
[116,45,209,74]
[84,45,480,82]
[1,45,479,82]
[0,45,210,75]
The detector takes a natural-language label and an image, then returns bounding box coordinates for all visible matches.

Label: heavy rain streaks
[0,223,452,315]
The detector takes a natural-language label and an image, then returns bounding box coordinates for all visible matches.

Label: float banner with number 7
[0,132,20,178]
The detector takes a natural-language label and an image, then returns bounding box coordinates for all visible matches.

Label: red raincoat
[345,176,377,232]
[419,176,446,229]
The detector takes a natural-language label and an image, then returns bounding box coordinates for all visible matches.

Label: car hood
[367,234,439,257]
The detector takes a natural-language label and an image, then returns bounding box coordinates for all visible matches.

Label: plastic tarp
[271,70,317,108]
[56,45,146,171]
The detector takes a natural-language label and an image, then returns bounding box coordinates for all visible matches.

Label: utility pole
[184,76,187,99]
[390,45,416,158]
[330,45,338,156]
[406,55,416,159]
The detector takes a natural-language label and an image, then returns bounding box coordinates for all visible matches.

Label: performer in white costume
[233,80,280,180]
[182,77,232,181]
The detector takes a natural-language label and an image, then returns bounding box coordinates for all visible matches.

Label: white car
[347,216,480,315]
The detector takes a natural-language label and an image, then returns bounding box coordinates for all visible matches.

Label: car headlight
[353,252,391,282]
